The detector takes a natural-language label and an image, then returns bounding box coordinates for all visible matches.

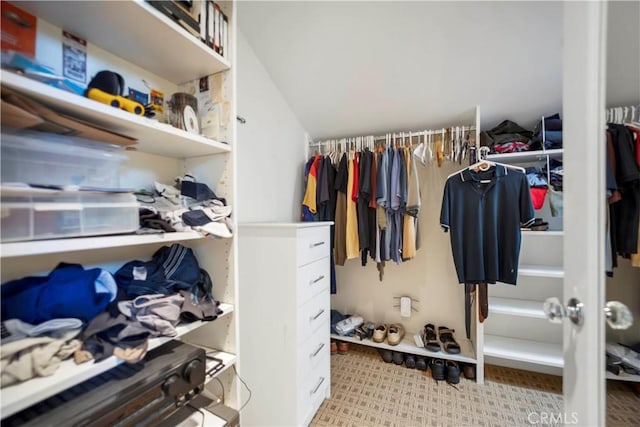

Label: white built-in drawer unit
[239,222,332,427]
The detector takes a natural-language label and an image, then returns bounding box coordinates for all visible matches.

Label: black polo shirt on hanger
[440,165,535,285]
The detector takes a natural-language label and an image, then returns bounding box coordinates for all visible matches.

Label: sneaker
[387,323,405,346]
[372,324,387,343]
[363,322,376,339]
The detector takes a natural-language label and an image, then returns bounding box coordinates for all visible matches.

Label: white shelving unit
[330,333,477,365]
[15,0,230,83]
[0,71,231,157]
[488,297,546,319]
[481,149,565,375]
[484,335,563,368]
[606,371,640,383]
[486,148,564,162]
[519,264,565,279]
[0,0,239,422]
[1,231,205,258]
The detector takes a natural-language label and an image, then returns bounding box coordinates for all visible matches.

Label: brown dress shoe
[462,363,476,379]
[330,341,338,355]
[337,342,349,354]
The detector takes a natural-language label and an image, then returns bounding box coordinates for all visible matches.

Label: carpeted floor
[311,344,639,427]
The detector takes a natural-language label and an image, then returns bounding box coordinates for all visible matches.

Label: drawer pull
[310,376,326,396]
[310,342,325,359]
[309,241,325,248]
[310,309,325,322]
[310,275,325,285]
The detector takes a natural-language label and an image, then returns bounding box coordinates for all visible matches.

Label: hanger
[413,131,427,165]
[446,146,525,180]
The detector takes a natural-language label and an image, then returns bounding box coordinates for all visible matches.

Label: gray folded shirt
[1,318,83,344]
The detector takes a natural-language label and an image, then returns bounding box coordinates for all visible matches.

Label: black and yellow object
[87,88,144,116]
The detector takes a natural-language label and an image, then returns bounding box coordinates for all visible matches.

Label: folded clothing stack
[529,113,563,150]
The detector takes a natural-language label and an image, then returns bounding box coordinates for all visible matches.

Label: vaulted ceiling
[238,1,564,140]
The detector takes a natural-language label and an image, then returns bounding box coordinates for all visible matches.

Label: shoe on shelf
[337,342,349,355]
[462,363,475,380]
[431,359,445,381]
[522,217,549,231]
[422,323,441,352]
[330,341,337,355]
[387,323,405,346]
[438,326,461,354]
[392,351,404,365]
[405,354,416,369]
[378,349,393,363]
[415,356,428,371]
[372,324,388,343]
[446,360,461,384]
[363,322,376,339]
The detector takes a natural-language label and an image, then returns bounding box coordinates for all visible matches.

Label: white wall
[330,160,470,340]
[606,0,640,108]
[236,31,307,223]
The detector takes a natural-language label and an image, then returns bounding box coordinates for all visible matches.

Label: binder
[213,3,221,54]
[197,0,206,43]
[207,0,214,49]
[222,14,228,58]
[148,1,199,37]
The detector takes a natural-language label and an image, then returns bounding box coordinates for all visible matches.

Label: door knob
[544,298,633,330]
[604,301,633,330]
[543,297,583,325]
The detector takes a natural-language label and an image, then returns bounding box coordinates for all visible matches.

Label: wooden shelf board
[1,231,206,259]
[331,333,477,364]
[1,71,231,158]
[0,303,234,418]
[484,334,563,368]
[519,264,564,279]
[16,0,229,84]
[488,297,547,319]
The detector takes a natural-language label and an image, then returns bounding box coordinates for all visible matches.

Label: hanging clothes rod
[308,125,476,147]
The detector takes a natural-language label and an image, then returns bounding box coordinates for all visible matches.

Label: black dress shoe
[378,349,393,363]
[431,359,445,381]
[415,357,428,371]
[446,360,461,384]
[392,351,404,365]
[405,354,416,369]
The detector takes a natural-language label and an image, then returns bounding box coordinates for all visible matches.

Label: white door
[562,1,607,425]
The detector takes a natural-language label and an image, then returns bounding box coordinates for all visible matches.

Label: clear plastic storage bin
[1,188,139,242]
[1,132,127,188]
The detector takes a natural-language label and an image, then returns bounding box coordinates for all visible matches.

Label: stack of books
[147,0,229,58]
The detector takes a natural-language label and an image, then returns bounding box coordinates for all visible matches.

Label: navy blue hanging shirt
[440,165,535,285]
